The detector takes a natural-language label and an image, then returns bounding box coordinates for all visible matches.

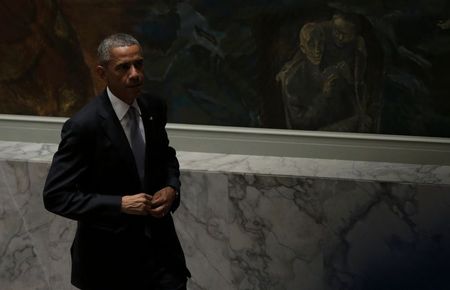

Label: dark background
[1,0,450,137]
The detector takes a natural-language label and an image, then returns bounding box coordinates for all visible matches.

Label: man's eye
[118,63,130,71]
[134,60,143,69]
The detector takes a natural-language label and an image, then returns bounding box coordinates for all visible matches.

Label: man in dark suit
[43,33,190,290]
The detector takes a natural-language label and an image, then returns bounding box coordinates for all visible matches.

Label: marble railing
[1,141,450,290]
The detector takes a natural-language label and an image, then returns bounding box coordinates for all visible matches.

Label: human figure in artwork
[277,13,383,132]
[276,22,355,130]
[319,13,383,132]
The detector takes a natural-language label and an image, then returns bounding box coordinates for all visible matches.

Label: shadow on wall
[324,182,450,290]
[361,252,450,290]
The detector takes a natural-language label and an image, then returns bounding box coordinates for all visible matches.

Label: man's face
[97,44,144,104]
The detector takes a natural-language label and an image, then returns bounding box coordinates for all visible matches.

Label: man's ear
[96,65,106,80]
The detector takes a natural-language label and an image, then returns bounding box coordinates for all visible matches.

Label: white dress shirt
[107,87,146,146]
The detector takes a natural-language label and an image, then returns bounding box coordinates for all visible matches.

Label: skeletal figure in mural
[276,22,354,130]
[277,13,382,132]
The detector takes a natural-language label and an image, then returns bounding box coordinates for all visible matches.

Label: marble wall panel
[0,161,50,290]
[226,174,450,290]
[228,174,326,290]
[1,145,450,290]
[23,162,76,290]
[324,182,450,290]
[175,171,233,290]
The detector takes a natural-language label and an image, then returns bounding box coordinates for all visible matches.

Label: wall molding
[1,114,450,165]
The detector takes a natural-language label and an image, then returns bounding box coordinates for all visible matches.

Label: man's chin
[121,87,142,101]
[127,85,142,95]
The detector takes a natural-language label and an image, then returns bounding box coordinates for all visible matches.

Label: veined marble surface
[1,141,449,185]
[2,140,450,290]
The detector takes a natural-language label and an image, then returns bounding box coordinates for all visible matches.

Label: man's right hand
[121,193,153,215]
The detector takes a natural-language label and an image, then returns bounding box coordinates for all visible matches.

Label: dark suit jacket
[43,91,189,289]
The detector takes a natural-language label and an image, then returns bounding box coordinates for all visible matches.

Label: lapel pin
[149,116,153,121]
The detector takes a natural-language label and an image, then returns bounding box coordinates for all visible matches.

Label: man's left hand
[148,186,177,218]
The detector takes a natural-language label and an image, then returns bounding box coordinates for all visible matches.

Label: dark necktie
[128,106,145,186]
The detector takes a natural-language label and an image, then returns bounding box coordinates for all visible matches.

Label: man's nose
[129,65,140,79]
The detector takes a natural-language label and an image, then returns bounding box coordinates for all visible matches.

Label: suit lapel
[137,98,153,149]
[138,97,158,193]
[97,91,140,185]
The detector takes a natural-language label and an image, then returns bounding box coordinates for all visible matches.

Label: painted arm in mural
[303,72,355,130]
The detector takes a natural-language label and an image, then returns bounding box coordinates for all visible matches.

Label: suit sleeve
[159,100,182,212]
[43,118,122,221]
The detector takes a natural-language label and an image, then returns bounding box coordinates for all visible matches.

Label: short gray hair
[97,33,140,64]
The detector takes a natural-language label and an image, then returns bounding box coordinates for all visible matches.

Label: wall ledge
[1,114,450,165]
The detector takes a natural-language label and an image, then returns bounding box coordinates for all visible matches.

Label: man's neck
[107,87,136,105]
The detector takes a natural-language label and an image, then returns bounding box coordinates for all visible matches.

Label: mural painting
[1,0,450,137]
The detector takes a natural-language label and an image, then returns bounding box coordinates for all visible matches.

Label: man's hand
[121,193,153,215]
[148,187,177,218]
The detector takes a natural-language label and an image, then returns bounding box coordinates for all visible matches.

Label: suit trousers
[76,223,187,290]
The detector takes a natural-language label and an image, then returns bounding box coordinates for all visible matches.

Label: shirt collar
[107,87,141,121]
